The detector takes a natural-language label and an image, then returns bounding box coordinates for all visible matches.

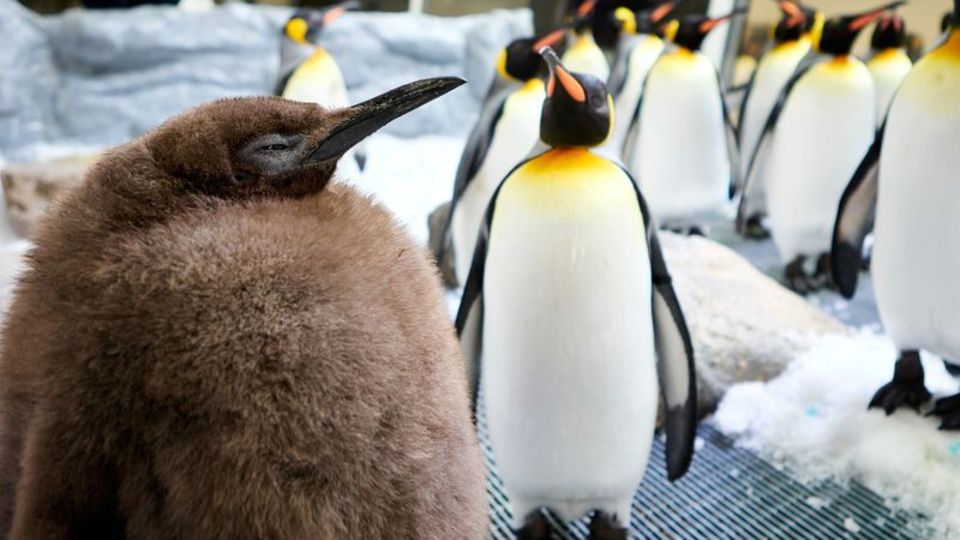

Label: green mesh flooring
[478,410,927,539]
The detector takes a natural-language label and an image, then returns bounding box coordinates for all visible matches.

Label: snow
[714,332,960,539]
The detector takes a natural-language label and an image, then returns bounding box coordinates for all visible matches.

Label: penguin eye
[260,143,290,152]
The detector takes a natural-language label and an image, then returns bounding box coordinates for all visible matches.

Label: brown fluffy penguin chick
[0,79,488,540]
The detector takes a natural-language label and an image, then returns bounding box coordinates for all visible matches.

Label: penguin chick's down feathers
[0,94,487,539]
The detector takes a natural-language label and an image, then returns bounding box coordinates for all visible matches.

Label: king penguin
[738,2,903,292]
[867,11,912,126]
[277,1,363,182]
[443,30,566,286]
[832,1,960,430]
[456,46,697,540]
[597,1,683,161]
[0,78,490,538]
[562,0,612,82]
[623,10,743,233]
[736,0,821,239]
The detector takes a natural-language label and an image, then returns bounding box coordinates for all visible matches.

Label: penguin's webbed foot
[784,256,815,294]
[813,253,836,291]
[869,351,931,415]
[926,393,960,430]
[741,215,770,240]
[589,511,628,540]
[515,510,551,540]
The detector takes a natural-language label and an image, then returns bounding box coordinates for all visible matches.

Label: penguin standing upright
[562,0,612,81]
[736,0,820,238]
[278,1,363,182]
[598,1,683,161]
[739,2,903,292]
[867,11,912,125]
[623,11,742,233]
[443,30,566,285]
[0,78,490,538]
[457,47,696,540]
[832,2,960,430]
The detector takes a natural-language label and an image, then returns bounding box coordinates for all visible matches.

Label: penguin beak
[848,2,906,32]
[539,46,586,102]
[778,0,806,28]
[322,0,360,28]
[532,28,567,51]
[576,0,597,18]
[306,77,466,164]
[651,0,682,24]
[699,8,748,34]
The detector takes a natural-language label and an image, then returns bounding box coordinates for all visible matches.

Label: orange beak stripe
[577,0,597,18]
[779,0,806,27]
[555,67,586,102]
[323,6,348,27]
[849,10,886,31]
[533,29,567,51]
[651,1,676,23]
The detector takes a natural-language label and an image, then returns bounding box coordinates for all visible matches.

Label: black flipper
[437,79,514,266]
[716,70,742,198]
[736,56,819,232]
[831,122,884,298]
[617,164,698,481]
[455,156,526,415]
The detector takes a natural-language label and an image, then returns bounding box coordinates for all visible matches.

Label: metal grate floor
[478,408,928,539]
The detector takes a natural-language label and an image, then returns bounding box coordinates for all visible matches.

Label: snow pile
[714,332,960,539]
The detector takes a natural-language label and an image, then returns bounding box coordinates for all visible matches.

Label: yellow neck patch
[931,29,960,63]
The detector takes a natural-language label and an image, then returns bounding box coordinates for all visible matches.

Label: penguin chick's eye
[237,134,306,175]
[260,143,290,152]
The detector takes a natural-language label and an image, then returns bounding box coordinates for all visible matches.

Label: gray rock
[0,0,531,162]
[660,232,849,415]
[1,154,100,238]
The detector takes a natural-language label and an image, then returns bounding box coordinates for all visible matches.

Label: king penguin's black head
[818,2,905,56]
[945,1,960,32]
[629,1,684,36]
[538,47,611,148]
[284,0,359,45]
[871,12,907,50]
[772,0,816,43]
[670,9,746,52]
[498,29,567,82]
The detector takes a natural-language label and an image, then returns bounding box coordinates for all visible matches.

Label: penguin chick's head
[497,29,566,82]
[871,12,907,50]
[538,46,611,148]
[145,77,464,200]
[818,2,905,56]
[670,9,746,51]
[284,0,359,45]
[773,0,816,43]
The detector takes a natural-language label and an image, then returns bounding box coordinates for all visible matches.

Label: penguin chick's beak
[848,2,907,32]
[699,8,749,34]
[306,77,466,164]
[540,46,586,102]
[323,0,360,28]
[778,0,806,28]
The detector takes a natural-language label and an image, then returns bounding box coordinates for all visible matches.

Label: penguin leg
[926,394,960,430]
[784,256,813,294]
[514,509,552,540]
[741,214,771,240]
[869,350,932,415]
[686,225,706,237]
[588,510,629,540]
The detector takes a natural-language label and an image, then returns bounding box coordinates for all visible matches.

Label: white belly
[597,35,664,160]
[482,151,658,521]
[740,41,811,179]
[452,83,544,284]
[873,43,960,358]
[765,59,876,262]
[562,31,610,82]
[868,50,913,126]
[631,51,730,223]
